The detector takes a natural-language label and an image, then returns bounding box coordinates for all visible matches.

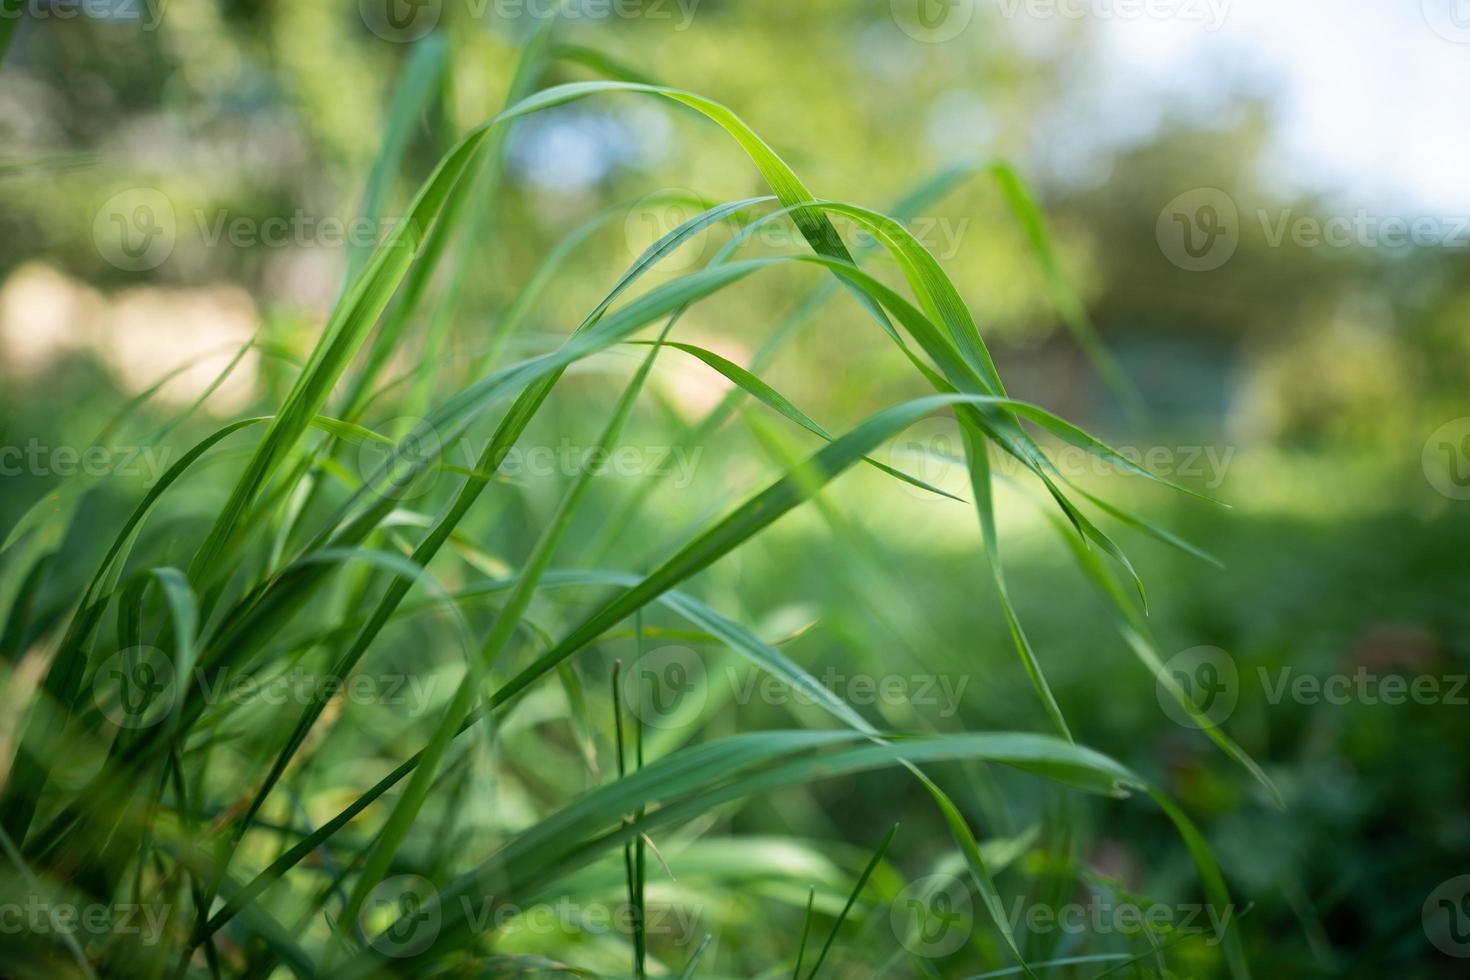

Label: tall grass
[0,21,1269,980]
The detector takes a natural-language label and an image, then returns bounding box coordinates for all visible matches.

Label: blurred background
[2,0,1468,976]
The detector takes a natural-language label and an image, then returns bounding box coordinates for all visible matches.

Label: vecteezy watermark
[358,876,705,958]
[93,652,440,729]
[0,441,175,483]
[359,0,442,42]
[94,188,177,272]
[1255,667,1468,709]
[890,0,1228,43]
[1158,188,1470,271]
[93,187,409,272]
[621,645,709,730]
[359,0,700,43]
[891,875,974,957]
[1005,896,1240,945]
[994,0,1229,29]
[1422,0,1470,44]
[623,190,715,273]
[361,875,442,958]
[1424,874,1470,958]
[193,669,438,717]
[890,0,976,42]
[776,214,971,261]
[620,646,972,731]
[1156,188,1240,272]
[883,419,963,499]
[1255,211,1470,251]
[1423,417,1470,501]
[1156,646,1240,729]
[356,417,706,503]
[493,0,700,29]
[193,210,401,252]
[356,417,446,503]
[0,896,170,945]
[726,666,971,720]
[624,191,974,268]
[890,878,1238,958]
[997,442,1236,489]
[92,647,176,730]
[0,0,167,30]
[887,426,1238,499]
[486,895,704,947]
[1157,646,1468,729]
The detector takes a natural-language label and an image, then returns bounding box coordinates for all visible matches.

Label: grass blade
[804,824,897,979]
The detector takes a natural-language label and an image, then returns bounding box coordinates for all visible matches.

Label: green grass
[0,22,1268,980]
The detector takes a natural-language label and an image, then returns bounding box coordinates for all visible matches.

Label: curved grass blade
[327,323,676,964]
[0,416,266,840]
[988,162,1144,419]
[469,189,711,379]
[964,428,1072,742]
[199,556,1231,975]
[1147,788,1253,980]
[1045,511,1281,809]
[628,339,962,501]
[33,227,778,879]
[1,413,439,847]
[586,164,987,561]
[488,393,1044,712]
[199,235,780,914]
[345,730,1146,976]
[793,886,816,980]
[0,826,98,980]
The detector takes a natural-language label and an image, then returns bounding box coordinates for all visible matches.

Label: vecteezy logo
[362,875,441,957]
[891,875,973,957]
[357,417,443,502]
[621,646,707,730]
[1156,646,1239,728]
[1424,875,1470,957]
[1423,0,1470,43]
[359,0,441,42]
[889,417,962,500]
[623,190,713,273]
[1156,188,1239,272]
[1423,418,1470,500]
[890,0,976,43]
[93,647,176,729]
[93,188,176,272]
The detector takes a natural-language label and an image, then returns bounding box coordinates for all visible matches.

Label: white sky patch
[1082,0,1470,213]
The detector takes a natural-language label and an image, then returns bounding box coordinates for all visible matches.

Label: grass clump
[0,21,1265,980]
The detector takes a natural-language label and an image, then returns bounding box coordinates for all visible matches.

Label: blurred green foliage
[1,2,1467,977]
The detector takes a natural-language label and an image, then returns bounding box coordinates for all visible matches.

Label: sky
[487,1,1470,219]
[1080,0,1470,214]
